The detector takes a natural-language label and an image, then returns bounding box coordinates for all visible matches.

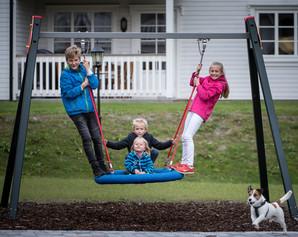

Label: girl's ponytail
[222,82,230,98]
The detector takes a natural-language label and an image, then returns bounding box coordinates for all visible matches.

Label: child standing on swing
[173,62,229,174]
[60,45,108,177]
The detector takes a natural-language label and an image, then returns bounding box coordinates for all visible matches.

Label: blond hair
[209,61,229,98]
[131,137,151,154]
[132,117,148,131]
[65,45,81,61]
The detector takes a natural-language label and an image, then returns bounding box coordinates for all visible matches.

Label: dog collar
[254,201,266,217]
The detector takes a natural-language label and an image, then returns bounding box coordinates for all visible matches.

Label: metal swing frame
[1,15,297,220]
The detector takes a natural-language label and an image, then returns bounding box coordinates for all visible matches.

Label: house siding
[16,0,35,56]
[0,1,10,100]
[1,0,297,100]
[175,0,298,100]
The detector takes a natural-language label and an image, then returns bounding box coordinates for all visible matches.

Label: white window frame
[129,5,165,54]
[250,5,298,62]
[46,5,119,54]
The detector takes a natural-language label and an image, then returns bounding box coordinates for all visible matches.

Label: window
[140,13,166,54]
[53,11,112,54]
[54,13,71,53]
[94,13,112,54]
[258,11,297,55]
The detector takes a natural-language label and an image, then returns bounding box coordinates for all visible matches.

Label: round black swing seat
[94,167,184,184]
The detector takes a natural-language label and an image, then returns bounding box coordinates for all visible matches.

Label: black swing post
[1,15,297,220]
[0,16,42,219]
[245,16,298,220]
[245,17,270,202]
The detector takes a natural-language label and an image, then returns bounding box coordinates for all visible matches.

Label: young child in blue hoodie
[125,137,154,174]
[60,45,108,177]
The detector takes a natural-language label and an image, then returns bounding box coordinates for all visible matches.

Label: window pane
[54,39,71,53]
[94,13,112,54]
[141,41,155,54]
[157,40,165,54]
[279,13,294,26]
[158,26,166,32]
[141,26,156,32]
[141,14,156,25]
[260,13,274,26]
[54,13,71,32]
[279,28,294,39]
[94,13,112,31]
[262,42,274,54]
[260,28,274,40]
[95,13,111,26]
[158,14,165,25]
[74,13,91,32]
[279,41,294,54]
[95,40,111,54]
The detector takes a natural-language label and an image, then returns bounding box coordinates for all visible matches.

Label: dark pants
[150,148,159,163]
[70,112,104,164]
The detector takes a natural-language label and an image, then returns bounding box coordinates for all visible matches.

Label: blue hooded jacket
[124,151,154,174]
[60,63,99,116]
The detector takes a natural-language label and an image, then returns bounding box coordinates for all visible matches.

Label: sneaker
[169,163,185,169]
[98,160,112,174]
[93,168,106,177]
[91,161,106,177]
[167,163,179,169]
[175,164,195,174]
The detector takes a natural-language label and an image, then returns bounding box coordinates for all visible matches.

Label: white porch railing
[16,55,167,98]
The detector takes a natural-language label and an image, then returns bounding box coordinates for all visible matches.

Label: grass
[0,100,297,202]
[1,176,296,203]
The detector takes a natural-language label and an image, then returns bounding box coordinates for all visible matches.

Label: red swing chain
[88,87,113,171]
[166,39,208,166]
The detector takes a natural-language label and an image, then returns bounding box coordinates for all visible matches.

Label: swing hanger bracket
[198,38,210,44]
[197,38,209,61]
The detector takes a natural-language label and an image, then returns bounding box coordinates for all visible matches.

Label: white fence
[16,55,167,98]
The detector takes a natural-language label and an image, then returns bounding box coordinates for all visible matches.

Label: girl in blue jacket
[60,45,108,177]
[125,137,154,174]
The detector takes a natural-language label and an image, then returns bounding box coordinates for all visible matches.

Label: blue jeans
[70,112,104,164]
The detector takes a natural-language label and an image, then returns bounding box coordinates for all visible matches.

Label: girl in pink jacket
[173,62,229,174]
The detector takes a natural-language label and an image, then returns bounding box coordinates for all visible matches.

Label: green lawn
[0,100,297,202]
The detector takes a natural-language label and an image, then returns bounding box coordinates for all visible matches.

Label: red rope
[88,87,113,170]
[167,85,196,165]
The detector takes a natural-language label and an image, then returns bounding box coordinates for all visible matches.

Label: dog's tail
[278,190,293,204]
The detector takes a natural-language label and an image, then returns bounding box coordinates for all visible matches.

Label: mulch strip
[1,201,298,231]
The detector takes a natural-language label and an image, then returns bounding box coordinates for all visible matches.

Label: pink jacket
[189,72,228,121]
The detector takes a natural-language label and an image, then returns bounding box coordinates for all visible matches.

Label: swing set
[1,16,297,221]
[86,39,208,184]
[87,84,184,185]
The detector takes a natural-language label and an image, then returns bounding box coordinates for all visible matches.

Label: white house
[0,0,297,100]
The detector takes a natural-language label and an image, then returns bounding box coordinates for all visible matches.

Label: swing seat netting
[95,168,184,184]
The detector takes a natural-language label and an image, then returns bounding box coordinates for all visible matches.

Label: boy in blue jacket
[60,45,108,177]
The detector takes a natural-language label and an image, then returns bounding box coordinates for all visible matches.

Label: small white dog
[247,185,292,232]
